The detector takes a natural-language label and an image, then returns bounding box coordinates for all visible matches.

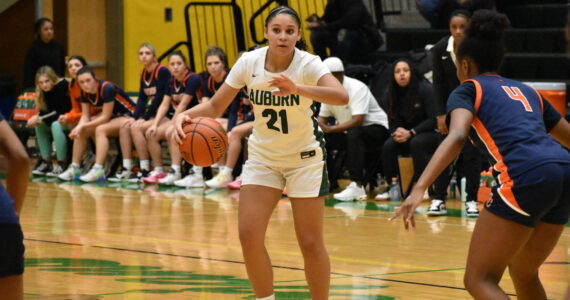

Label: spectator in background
[428,9,481,217]
[202,46,252,189]
[318,57,389,201]
[58,56,95,128]
[23,18,66,89]
[307,0,382,63]
[416,0,494,29]
[141,51,201,186]
[376,59,438,200]
[27,66,70,176]
[57,67,136,182]
[108,43,171,183]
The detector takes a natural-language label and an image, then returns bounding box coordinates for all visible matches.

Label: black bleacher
[378,1,569,108]
[385,28,566,54]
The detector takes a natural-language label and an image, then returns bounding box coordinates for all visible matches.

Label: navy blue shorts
[0,223,25,277]
[485,162,570,227]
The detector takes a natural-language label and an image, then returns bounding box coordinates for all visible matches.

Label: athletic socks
[123,159,132,170]
[221,166,233,175]
[140,160,150,171]
[171,165,181,175]
[256,295,275,300]
[192,165,203,174]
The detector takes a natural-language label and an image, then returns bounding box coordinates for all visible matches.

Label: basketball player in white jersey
[170,6,347,300]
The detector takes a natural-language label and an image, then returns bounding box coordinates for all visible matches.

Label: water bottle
[376,173,384,188]
[389,177,400,202]
[449,177,457,198]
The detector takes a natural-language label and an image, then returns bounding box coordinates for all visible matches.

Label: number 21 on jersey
[262,108,289,134]
[502,86,533,112]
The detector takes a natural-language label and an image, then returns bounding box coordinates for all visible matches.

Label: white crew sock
[93,164,104,170]
[192,166,203,175]
[123,159,132,170]
[171,165,181,175]
[140,160,150,171]
[223,166,233,175]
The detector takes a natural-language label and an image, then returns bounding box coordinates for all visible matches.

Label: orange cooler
[524,82,567,116]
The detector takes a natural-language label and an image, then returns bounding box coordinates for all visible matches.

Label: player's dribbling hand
[173,114,192,144]
[389,187,425,231]
[268,75,298,96]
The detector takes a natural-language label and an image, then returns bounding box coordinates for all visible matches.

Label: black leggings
[346,125,389,183]
[433,140,483,202]
[382,131,439,184]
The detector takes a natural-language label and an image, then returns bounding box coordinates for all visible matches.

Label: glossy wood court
[21,180,570,299]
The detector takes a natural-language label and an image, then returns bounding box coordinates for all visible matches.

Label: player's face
[206,55,224,77]
[67,59,84,78]
[450,15,469,45]
[37,75,55,92]
[264,14,300,55]
[40,22,54,42]
[77,73,98,93]
[394,61,411,88]
[138,47,155,66]
[168,56,187,78]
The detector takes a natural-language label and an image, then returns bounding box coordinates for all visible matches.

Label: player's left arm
[542,96,570,149]
[269,73,348,105]
[550,118,570,149]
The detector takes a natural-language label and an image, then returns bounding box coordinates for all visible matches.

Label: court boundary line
[24,237,517,296]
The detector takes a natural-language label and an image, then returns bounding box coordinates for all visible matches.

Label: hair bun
[466,10,510,40]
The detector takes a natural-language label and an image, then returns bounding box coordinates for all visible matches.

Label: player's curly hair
[457,9,510,73]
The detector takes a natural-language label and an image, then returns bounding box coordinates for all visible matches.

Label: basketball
[179,117,228,167]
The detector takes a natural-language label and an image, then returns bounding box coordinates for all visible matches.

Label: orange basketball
[179,117,228,167]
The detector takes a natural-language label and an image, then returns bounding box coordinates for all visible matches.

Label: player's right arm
[0,119,30,215]
[172,83,239,143]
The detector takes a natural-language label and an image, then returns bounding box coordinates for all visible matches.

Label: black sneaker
[127,169,150,183]
[46,163,66,177]
[32,160,52,176]
[426,199,447,216]
[108,167,132,182]
[465,201,480,217]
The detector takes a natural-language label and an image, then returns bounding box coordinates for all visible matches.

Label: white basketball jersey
[225,46,330,167]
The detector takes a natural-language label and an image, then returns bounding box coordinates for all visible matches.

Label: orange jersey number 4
[502,86,533,112]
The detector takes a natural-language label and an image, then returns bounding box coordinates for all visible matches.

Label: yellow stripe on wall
[123,0,326,92]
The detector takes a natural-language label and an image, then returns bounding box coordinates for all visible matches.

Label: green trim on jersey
[318,164,330,197]
[312,103,329,196]
[311,103,327,160]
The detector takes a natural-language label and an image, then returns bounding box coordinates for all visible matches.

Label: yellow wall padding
[123,0,326,92]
